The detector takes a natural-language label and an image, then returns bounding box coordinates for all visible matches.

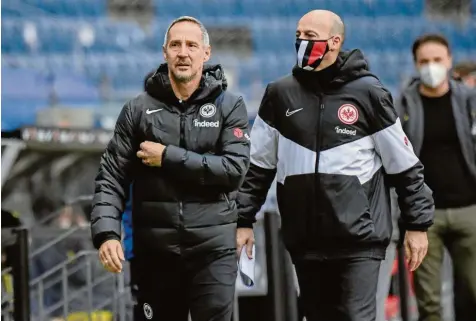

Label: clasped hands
[136,141,166,167]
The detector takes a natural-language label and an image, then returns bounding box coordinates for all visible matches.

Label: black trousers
[133,250,237,321]
[294,257,381,321]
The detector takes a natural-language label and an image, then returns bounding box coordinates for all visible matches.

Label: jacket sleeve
[469,90,476,149]
[161,96,251,192]
[369,84,434,231]
[237,85,278,228]
[90,101,137,249]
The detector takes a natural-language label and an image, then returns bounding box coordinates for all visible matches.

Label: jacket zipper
[314,101,325,174]
[310,98,325,251]
[178,107,186,251]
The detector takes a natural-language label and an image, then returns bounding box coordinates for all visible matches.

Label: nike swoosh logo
[146,108,163,115]
[285,108,303,117]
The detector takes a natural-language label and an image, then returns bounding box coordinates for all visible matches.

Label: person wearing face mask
[395,34,476,321]
[236,9,435,321]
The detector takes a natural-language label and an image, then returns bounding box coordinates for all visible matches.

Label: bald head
[295,10,345,70]
[297,10,345,43]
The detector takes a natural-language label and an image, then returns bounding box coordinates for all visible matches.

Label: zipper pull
[320,103,324,110]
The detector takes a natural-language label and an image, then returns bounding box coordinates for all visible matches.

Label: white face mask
[419,63,448,88]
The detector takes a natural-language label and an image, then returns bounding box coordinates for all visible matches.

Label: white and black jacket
[237,50,434,259]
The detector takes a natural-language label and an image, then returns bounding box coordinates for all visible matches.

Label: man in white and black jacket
[236,10,435,321]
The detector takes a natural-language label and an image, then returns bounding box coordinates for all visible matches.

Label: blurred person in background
[236,9,434,321]
[395,33,476,321]
[91,16,251,321]
[453,60,476,88]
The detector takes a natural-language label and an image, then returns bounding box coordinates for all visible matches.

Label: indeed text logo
[194,119,220,128]
[335,126,356,136]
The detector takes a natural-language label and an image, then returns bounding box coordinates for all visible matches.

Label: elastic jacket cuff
[237,218,254,228]
[93,232,121,249]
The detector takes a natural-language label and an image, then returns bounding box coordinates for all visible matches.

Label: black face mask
[295,38,330,70]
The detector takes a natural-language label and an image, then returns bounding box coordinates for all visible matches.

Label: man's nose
[177,45,188,57]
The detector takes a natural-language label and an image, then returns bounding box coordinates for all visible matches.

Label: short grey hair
[163,16,210,47]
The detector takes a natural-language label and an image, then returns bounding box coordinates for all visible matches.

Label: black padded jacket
[90,64,251,257]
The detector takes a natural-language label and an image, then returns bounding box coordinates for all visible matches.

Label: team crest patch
[199,103,216,118]
[233,128,243,138]
[143,303,153,319]
[338,104,359,125]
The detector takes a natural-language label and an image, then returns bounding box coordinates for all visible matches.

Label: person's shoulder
[352,75,384,92]
[212,90,247,119]
[268,74,296,92]
[220,90,242,105]
[356,76,392,103]
[125,92,157,113]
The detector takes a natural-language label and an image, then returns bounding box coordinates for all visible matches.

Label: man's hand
[98,240,124,273]
[137,141,166,167]
[237,227,255,259]
[404,230,429,271]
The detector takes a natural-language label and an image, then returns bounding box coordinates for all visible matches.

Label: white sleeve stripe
[250,115,278,170]
[372,118,420,175]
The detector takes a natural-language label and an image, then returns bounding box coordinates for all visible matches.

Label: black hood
[293,49,377,91]
[145,63,228,104]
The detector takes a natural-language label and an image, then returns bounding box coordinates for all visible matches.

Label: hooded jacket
[90,64,251,256]
[237,50,434,259]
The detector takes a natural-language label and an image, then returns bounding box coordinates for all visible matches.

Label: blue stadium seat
[10,0,106,17]
[1,20,30,53]
[1,98,49,131]
[2,68,51,130]
[52,72,101,104]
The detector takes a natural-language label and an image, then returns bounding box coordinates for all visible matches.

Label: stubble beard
[171,70,198,83]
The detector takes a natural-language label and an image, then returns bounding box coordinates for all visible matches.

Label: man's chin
[171,71,195,83]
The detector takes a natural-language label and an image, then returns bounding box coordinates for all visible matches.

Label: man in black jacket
[396,34,476,321]
[90,16,251,321]
[236,10,434,321]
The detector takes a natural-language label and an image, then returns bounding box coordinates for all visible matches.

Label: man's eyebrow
[296,29,319,36]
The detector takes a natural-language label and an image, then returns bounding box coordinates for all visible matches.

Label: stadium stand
[2,0,476,131]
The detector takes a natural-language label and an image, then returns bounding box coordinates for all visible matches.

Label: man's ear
[330,35,342,52]
[204,45,211,62]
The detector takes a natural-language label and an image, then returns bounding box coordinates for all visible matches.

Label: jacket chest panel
[140,103,223,154]
[320,96,370,150]
[142,108,181,146]
[277,94,320,150]
[278,93,369,150]
[184,103,223,154]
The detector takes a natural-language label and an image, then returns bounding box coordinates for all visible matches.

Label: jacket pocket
[317,173,374,240]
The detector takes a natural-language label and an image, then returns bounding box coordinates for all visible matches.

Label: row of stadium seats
[2,0,427,17]
[4,0,476,18]
[155,0,425,18]
[1,0,106,17]
[3,48,474,100]
[2,0,475,131]
[3,17,476,55]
